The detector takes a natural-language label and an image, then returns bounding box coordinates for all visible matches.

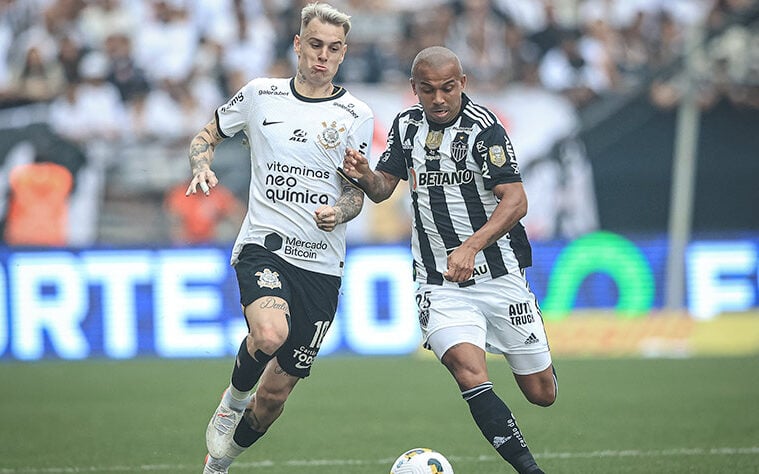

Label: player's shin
[229,338,274,406]
[233,413,267,448]
[463,382,544,474]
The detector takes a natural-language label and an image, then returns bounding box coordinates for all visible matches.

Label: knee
[444,361,488,391]
[526,386,556,407]
[441,346,489,390]
[248,324,287,355]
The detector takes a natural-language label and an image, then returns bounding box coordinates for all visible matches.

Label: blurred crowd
[1,0,757,113]
[0,0,756,246]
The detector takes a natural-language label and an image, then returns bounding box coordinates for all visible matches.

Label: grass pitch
[1,355,757,473]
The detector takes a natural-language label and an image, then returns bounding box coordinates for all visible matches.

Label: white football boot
[205,391,244,458]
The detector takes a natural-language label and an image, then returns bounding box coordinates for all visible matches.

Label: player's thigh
[243,297,290,349]
[477,274,550,358]
[439,340,489,390]
[418,284,487,356]
[235,245,297,350]
[274,265,340,379]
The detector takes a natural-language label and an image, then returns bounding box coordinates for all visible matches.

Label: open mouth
[431,109,449,119]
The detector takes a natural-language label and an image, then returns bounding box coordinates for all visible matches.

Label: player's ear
[293,34,301,56]
[460,74,467,90]
[410,77,417,96]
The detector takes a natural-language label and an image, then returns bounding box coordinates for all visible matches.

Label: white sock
[227,441,247,459]
[224,386,252,412]
[206,441,247,470]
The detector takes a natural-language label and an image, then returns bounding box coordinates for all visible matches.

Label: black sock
[463,382,543,474]
[230,338,273,392]
[233,412,266,448]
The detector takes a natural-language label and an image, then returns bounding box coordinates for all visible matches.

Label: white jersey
[376,94,532,287]
[216,77,374,276]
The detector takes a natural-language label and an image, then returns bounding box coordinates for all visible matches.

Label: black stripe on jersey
[425,151,461,254]
[508,222,533,268]
[455,114,508,281]
[402,111,444,285]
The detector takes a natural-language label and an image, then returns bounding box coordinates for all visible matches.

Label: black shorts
[234,244,341,378]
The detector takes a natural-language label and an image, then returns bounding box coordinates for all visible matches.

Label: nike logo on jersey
[262,119,283,126]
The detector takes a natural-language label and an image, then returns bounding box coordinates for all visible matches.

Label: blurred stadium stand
[0,0,757,246]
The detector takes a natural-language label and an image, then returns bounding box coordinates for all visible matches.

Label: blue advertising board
[1,232,757,360]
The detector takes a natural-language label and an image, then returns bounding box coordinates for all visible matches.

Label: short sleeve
[375,115,408,180]
[215,82,255,138]
[472,123,522,189]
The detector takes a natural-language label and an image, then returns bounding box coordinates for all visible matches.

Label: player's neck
[293,78,336,99]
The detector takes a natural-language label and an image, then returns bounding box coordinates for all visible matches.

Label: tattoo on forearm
[189,122,222,173]
[334,185,364,224]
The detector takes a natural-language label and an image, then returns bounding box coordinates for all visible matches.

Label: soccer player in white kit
[342,46,557,473]
[185,3,373,473]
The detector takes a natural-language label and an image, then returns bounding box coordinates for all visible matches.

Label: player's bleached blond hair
[300,2,352,37]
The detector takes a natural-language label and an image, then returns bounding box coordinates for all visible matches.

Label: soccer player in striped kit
[342,46,556,474]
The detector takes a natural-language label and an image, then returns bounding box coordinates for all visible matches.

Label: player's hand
[314,205,340,232]
[443,246,477,283]
[186,169,218,196]
[342,148,370,179]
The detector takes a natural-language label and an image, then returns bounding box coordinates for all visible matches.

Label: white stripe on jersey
[217,77,374,276]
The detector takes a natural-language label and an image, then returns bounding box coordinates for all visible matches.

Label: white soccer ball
[389,448,454,474]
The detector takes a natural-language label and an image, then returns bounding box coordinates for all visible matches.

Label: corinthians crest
[255,268,282,289]
[318,121,345,149]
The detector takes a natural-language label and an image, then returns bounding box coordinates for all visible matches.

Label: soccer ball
[389,448,454,474]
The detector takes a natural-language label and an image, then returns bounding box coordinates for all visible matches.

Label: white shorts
[417,272,552,376]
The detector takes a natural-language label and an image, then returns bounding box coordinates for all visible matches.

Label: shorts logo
[416,290,432,329]
[509,302,535,325]
[255,268,282,289]
[489,145,507,167]
[293,345,317,369]
[318,121,345,149]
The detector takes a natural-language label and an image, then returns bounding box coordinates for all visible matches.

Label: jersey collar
[289,77,346,103]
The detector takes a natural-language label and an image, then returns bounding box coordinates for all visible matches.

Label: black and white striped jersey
[216,77,374,276]
[376,93,532,286]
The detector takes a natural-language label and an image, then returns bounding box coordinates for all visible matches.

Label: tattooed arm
[314,182,365,232]
[186,117,226,196]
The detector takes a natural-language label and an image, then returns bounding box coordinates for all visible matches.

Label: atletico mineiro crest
[255,268,282,289]
[450,132,469,162]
